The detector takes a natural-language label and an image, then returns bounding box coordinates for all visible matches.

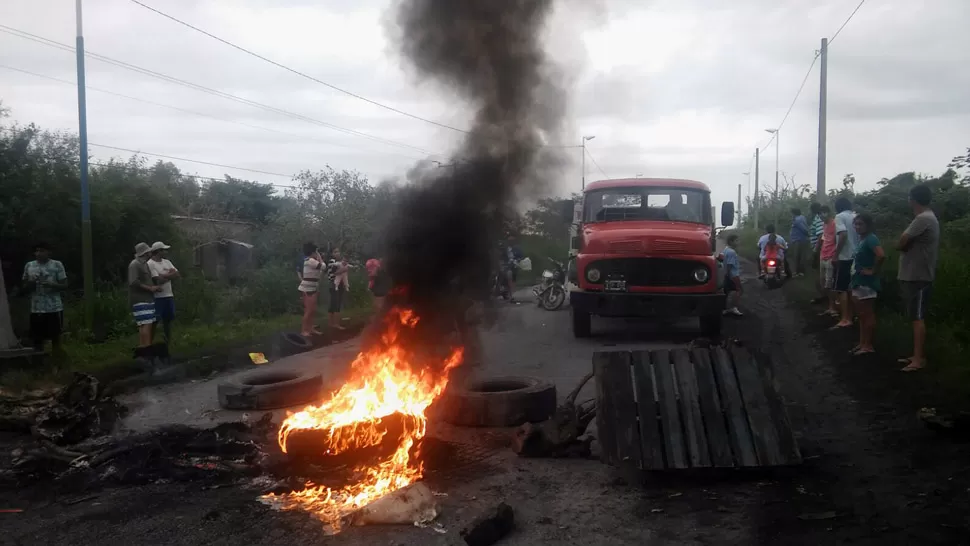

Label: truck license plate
[604,280,626,292]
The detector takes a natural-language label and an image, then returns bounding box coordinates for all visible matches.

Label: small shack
[195,239,254,284]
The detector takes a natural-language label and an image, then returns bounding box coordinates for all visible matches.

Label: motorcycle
[761,254,785,289]
[532,258,566,311]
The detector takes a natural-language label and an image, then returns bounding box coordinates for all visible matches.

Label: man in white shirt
[831,197,859,328]
[147,241,180,343]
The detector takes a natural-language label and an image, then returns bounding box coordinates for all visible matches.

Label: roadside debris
[918,407,970,439]
[511,372,595,458]
[348,481,439,528]
[460,502,514,546]
[0,373,126,445]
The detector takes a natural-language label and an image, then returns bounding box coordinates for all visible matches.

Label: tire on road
[700,313,723,337]
[436,376,557,427]
[217,369,323,410]
[572,308,592,338]
[278,331,313,358]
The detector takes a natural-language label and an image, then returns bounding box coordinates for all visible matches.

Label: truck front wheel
[700,313,722,338]
[572,308,592,338]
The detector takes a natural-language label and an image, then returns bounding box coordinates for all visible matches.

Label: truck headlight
[693,267,710,283]
[586,268,601,283]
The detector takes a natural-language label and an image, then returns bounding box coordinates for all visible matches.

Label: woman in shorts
[849,213,885,356]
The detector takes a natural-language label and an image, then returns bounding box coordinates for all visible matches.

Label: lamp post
[581,135,595,190]
[764,128,779,205]
[742,171,750,225]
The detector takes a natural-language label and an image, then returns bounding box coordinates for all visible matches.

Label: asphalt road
[3,274,969,545]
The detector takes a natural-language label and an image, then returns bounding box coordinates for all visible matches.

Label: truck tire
[217,370,323,410]
[700,313,722,337]
[572,308,592,338]
[435,376,557,427]
[278,331,313,357]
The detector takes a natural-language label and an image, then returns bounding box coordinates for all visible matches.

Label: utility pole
[76,0,94,331]
[817,37,828,200]
[754,148,760,230]
[581,135,595,190]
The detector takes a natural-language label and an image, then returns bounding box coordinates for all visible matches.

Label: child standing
[850,213,885,356]
[721,234,743,316]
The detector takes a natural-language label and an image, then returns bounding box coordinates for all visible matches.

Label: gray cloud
[1,0,968,210]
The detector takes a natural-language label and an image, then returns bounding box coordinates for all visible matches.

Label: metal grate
[421,438,506,486]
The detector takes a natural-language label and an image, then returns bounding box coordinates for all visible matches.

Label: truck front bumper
[570,290,725,318]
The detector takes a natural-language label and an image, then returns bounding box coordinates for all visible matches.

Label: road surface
[3,272,969,545]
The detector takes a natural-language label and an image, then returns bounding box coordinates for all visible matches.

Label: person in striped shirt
[298,242,325,337]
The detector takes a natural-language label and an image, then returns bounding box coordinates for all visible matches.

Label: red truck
[568,178,735,338]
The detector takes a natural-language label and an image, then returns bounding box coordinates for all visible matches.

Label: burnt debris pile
[379,0,567,362]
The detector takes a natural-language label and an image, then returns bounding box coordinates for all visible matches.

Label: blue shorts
[155,296,176,321]
[132,302,157,326]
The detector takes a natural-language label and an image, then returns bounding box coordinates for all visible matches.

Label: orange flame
[261,307,462,533]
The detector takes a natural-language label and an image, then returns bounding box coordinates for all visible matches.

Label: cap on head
[150,241,171,253]
[134,242,152,257]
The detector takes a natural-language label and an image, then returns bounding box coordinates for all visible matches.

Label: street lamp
[581,135,595,190]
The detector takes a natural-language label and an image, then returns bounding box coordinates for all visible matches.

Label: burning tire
[436,376,557,427]
[217,370,323,410]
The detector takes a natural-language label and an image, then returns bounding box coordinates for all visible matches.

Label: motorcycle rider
[757,224,788,279]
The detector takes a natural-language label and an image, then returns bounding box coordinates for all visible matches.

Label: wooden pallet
[594,346,801,471]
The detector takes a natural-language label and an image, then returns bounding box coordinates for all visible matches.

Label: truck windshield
[583,187,711,225]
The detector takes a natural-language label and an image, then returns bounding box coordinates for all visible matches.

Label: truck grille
[587,257,709,287]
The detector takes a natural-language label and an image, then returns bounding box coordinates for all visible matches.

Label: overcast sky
[2,0,968,214]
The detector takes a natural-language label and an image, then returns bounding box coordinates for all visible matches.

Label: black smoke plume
[376,0,567,359]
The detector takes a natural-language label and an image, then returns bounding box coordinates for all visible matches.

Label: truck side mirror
[560,199,575,224]
[720,201,735,227]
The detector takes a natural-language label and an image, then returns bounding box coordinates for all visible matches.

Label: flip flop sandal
[897,358,913,364]
[853,348,875,356]
[901,363,924,372]
[848,345,861,353]
[829,323,852,331]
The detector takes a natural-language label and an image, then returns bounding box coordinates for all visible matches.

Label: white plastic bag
[518,257,532,271]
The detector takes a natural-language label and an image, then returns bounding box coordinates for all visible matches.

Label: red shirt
[821,219,837,261]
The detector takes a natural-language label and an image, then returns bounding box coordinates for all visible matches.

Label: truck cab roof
[584,178,711,193]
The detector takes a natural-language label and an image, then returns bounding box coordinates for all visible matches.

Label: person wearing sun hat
[128,242,160,348]
[147,241,180,343]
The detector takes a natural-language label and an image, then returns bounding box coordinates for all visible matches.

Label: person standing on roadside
[831,197,859,329]
[849,213,885,356]
[817,205,839,317]
[298,242,324,338]
[327,248,350,330]
[789,207,810,277]
[366,257,391,312]
[896,184,940,372]
[147,241,179,344]
[129,242,161,347]
[719,233,743,316]
[21,242,67,354]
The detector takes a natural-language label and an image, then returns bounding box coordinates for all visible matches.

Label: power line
[761,53,819,150]
[829,0,867,45]
[584,147,609,180]
[0,24,442,157]
[87,143,294,178]
[0,63,427,162]
[129,0,470,135]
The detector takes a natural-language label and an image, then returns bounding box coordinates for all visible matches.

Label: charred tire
[437,376,557,427]
[279,331,313,357]
[572,308,592,338]
[217,370,323,410]
[700,313,723,337]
